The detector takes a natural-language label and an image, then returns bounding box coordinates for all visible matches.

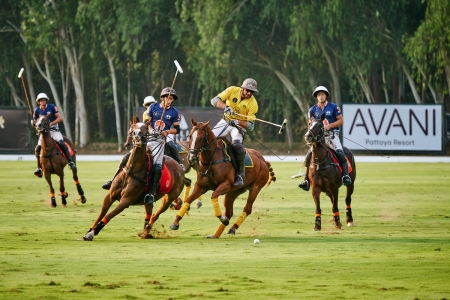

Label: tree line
[1,0,448,151]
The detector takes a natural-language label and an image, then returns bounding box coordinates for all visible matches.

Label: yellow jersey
[217,86,258,122]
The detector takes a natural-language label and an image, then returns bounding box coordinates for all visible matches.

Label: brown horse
[169,119,276,238]
[34,114,86,207]
[303,113,356,231]
[82,117,185,241]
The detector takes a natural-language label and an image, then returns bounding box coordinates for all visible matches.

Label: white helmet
[312,86,330,98]
[36,93,49,103]
[143,96,157,107]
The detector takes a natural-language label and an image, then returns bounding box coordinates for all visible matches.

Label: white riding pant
[146,136,165,165]
[324,131,343,151]
[37,130,63,146]
[212,119,244,143]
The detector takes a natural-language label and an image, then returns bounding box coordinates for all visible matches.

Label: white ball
[254,238,260,244]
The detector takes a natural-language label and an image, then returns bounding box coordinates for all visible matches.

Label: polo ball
[254,239,260,244]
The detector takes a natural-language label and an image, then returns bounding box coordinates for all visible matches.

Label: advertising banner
[0,107,31,153]
[342,104,443,152]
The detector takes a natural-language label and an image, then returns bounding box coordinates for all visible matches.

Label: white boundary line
[1,155,450,163]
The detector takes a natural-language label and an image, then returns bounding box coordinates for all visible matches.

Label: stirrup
[144,194,155,205]
[34,168,43,178]
[298,179,310,191]
[102,180,112,190]
[233,175,244,187]
[342,175,352,186]
[68,161,76,169]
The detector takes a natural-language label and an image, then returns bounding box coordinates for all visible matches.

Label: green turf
[0,160,449,299]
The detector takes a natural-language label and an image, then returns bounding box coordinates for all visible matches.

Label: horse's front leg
[44,172,57,208]
[312,187,322,231]
[204,182,233,239]
[58,174,68,207]
[170,183,207,230]
[330,189,342,229]
[82,193,119,241]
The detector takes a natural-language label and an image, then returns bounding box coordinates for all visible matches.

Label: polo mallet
[232,112,288,134]
[18,68,33,116]
[156,60,183,131]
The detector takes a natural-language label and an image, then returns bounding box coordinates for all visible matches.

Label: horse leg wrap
[93,220,106,235]
[76,183,84,196]
[233,211,248,229]
[177,202,190,218]
[183,186,191,202]
[211,198,222,217]
[213,223,226,238]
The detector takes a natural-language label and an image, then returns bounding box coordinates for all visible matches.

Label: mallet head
[278,119,288,134]
[18,68,24,78]
[174,60,183,74]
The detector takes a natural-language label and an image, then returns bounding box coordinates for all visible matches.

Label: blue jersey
[309,102,342,132]
[147,103,180,131]
[33,104,59,123]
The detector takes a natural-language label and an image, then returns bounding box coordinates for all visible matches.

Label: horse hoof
[62,204,67,208]
[80,196,87,204]
[170,223,179,230]
[313,227,321,231]
[83,232,94,241]
[227,229,236,235]
[347,222,354,227]
[206,234,218,239]
[196,200,202,209]
[219,216,229,226]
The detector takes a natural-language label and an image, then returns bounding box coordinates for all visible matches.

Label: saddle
[328,149,353,174]
[220,138,254,171]
[144,155,173,194]
[53,141,75,157]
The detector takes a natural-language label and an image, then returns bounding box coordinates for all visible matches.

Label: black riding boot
[166,141,185,171]
[336,150,352,186]
[144,164,162,205]
[102,152,131,190]
[34,145,42,178]
[232,142,246,187]
[298,150,312,191]
[58,140,76,169]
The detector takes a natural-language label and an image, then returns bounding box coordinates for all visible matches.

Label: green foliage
[0,160,450,299]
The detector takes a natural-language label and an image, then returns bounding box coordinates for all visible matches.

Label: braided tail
[265,162,276,187]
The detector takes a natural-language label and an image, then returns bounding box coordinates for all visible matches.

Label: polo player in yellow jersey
[210,78,259,186]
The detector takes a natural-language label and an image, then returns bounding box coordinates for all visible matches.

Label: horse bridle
[189,125,229,176]
[305,120,325,146]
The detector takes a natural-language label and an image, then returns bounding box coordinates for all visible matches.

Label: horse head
[129,116,148,147]
[188,119,211,164]
[305,113,326,146]
[34,113,51,134]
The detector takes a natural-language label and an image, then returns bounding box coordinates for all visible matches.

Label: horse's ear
[205,120,211,126]
[132,115,139,124]
[321,113,326,121]
[191,119,197,126]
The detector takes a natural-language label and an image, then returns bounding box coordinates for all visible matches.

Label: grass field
[0,160,449,299]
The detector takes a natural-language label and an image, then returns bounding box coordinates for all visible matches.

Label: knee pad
[35,145,41,154]
[120,152,131,167]
[231,141,245,155]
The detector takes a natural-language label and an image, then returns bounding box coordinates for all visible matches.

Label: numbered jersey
[309,102,342,132]
[147,103,180,131]
[217,86,258,122]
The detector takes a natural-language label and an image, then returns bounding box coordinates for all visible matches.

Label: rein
[190,125,230,177]
[307,123,333,171]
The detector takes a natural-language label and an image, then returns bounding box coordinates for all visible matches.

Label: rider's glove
[228,119,239,127]
[31,119,35,126]
[224,106,233,115]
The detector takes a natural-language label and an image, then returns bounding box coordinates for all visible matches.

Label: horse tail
[265,162,276,187]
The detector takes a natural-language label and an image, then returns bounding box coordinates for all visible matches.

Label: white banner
[342,104,443,151]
